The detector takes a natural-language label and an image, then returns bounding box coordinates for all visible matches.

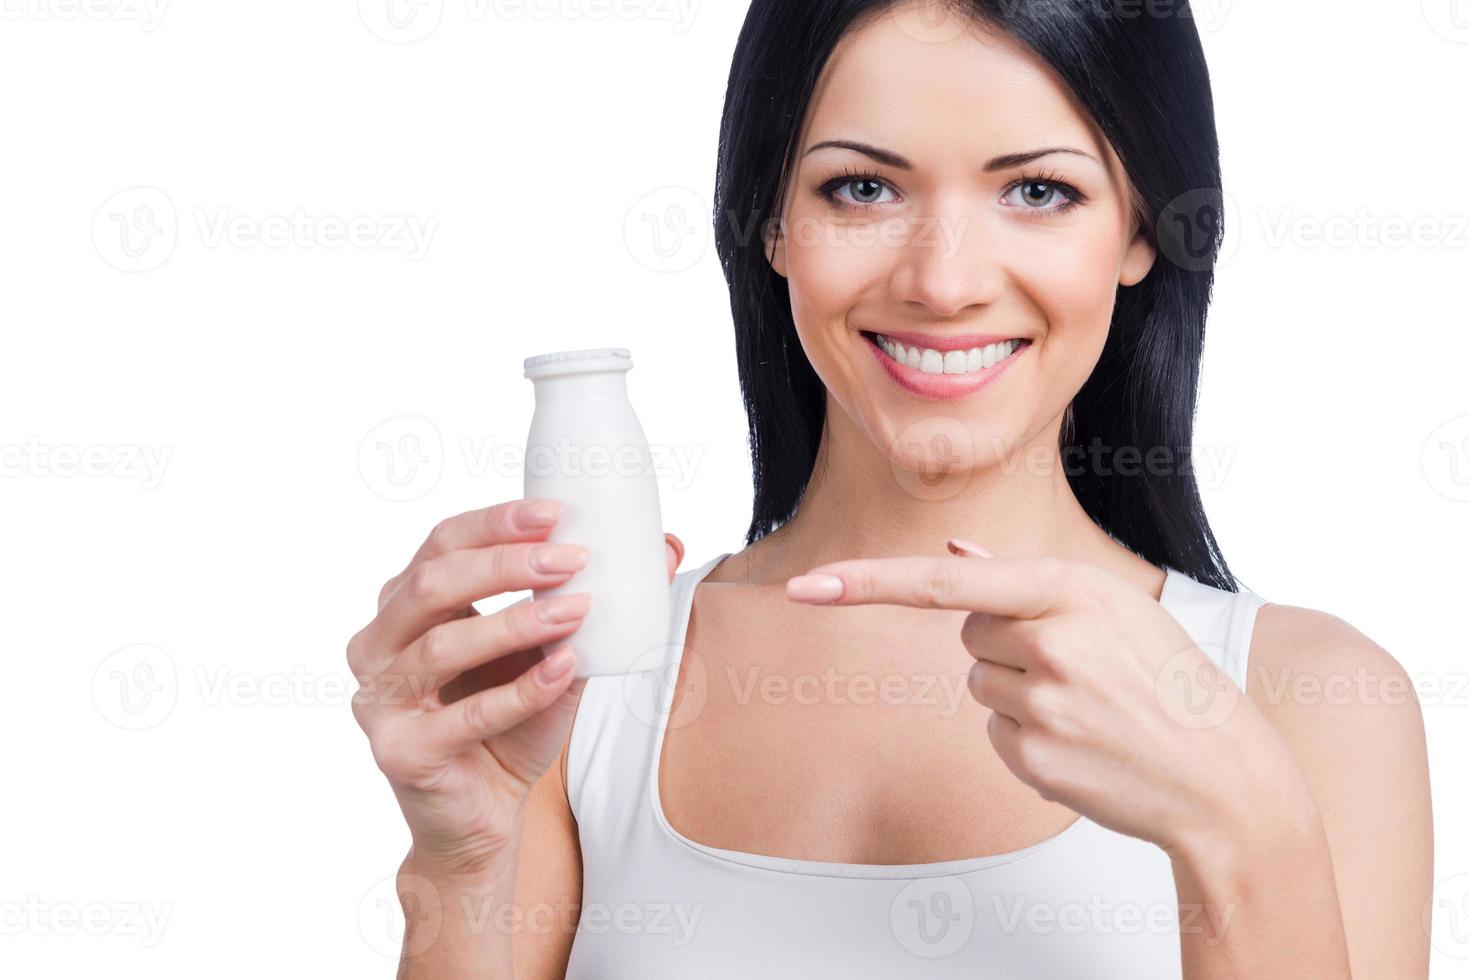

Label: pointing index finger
[786,555,1064,619]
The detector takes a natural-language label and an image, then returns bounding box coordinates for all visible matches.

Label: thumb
[664,532,686,582]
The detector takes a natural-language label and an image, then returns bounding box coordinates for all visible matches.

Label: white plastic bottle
[522,348,672,677]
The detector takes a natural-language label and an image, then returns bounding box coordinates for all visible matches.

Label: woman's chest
[656,595,1083,865]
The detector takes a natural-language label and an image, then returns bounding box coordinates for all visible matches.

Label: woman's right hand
[348,497,683,881]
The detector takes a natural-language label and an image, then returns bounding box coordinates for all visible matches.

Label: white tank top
[564,552,1267,978]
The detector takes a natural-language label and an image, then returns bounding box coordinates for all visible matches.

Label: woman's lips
[861,331,1030,402]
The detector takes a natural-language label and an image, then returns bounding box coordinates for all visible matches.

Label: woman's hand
[784,546,1313,859]
[348,497,684,880]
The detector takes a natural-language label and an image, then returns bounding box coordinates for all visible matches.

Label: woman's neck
[723,401,1165,598]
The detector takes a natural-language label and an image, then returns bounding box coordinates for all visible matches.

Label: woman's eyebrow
[803,140,1099,171]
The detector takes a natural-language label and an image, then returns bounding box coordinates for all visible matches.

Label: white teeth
[873,334,1023,376]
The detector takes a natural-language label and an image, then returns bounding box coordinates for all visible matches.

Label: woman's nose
[887,210,1005,318]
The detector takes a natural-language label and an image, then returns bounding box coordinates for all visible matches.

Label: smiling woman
[350,1,1433,978]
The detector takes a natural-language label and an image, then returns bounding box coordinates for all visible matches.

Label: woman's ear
[764,216,788,279]
[1120,223,1157,287]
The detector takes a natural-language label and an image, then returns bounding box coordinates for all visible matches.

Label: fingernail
[947,538,993,558]
[786,574,844,603]
[530,543,588,574]
[520,499,560,528]
[537,645,576,684]
[536,593,590,624]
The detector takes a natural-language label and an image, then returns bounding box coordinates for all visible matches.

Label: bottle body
[522,348,671,677]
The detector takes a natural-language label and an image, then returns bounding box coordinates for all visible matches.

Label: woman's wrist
[1165,757,1323,877]
[395,845,524,977]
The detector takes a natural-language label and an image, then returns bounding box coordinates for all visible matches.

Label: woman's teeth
[873,334,1023,375]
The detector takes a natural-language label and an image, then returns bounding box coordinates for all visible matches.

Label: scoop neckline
[646,552,1183,880]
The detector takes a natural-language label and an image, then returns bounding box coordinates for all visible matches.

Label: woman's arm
[395,735,582,979]
[1170,603,1433,979]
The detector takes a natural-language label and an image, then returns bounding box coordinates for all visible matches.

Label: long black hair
[713,0,1237,591]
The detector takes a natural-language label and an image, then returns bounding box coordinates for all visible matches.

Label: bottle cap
[523,347,633,379]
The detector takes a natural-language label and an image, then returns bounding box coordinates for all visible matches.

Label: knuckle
[1025,624,1066,672]
[919,562,961,606]
[488,543,520,585]
[425,517,455,554]
[959,611,990,649]
[404,560,442,606]
[506,601,542,648]
[418,623,455,675]
[462,692,505,738]
[345,629,369,675]
[368,732,410,780]
[1022,685,1062,729]
[377,576,401,609]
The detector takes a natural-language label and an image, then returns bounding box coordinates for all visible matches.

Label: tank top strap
[565,553,726,853]
[1158,566,1268,694]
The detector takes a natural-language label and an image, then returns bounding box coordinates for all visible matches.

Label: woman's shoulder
[1244,599,1428,809]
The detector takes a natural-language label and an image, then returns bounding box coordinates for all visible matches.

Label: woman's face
[768,4,1157,475]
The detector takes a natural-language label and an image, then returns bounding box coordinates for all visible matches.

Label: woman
[348,1,1432,975]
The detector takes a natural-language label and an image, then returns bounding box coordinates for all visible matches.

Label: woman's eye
[1002,178,1078,212]
[828,177,898,208]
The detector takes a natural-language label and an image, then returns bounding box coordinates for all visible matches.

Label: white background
[2,0,1466,976]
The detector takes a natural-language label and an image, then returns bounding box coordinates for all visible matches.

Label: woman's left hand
[784,545,1314,859]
